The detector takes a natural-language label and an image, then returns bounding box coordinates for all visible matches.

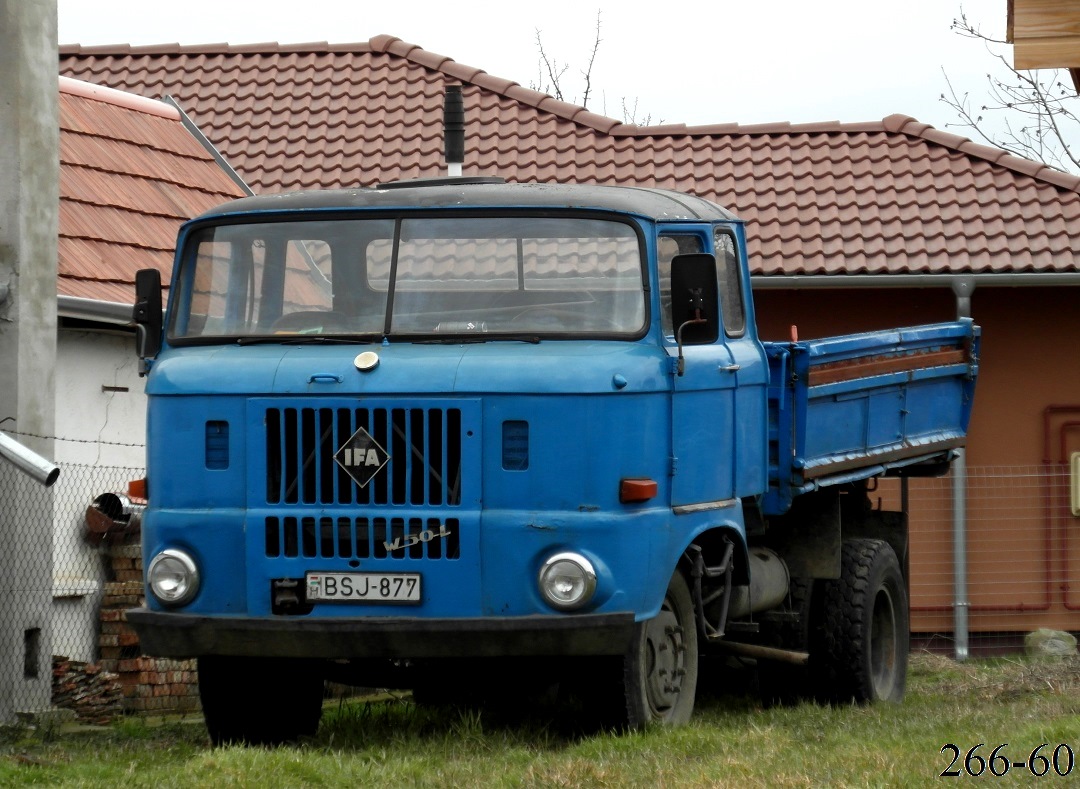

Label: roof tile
[56,76,246,305]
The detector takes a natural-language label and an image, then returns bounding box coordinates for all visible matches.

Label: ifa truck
[128,178,978,743]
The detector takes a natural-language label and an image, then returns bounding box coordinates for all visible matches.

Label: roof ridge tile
[881,113,1080,194]
[61,41,374,55]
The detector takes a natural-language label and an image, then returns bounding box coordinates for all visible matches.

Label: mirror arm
[675,317,708,376]
[674,286,708,376]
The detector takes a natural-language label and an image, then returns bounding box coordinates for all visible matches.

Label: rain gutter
[751,273,1080,289]
[57,296,133,326]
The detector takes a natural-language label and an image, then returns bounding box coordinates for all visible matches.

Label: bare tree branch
[580,10,602,110]
[941,7,1080,173]
[530,10,660,126]
[534,28,567,102]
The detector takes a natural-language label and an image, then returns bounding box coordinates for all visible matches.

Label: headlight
[147,549,200,606]
[538,552,596,611]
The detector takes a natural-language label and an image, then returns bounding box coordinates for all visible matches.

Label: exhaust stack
[444,84,464,177]
[0,431,60,487]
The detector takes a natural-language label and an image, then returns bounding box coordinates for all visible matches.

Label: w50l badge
[333,427,389,488]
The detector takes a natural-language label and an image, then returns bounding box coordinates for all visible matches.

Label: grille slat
[266,406,462,506]
[265,515,460,560]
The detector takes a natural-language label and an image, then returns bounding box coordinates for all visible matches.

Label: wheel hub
[642,606,686,715]
[870,586,897,698]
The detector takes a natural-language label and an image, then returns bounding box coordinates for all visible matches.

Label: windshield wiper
[236,336,377,346]
[414,335,541,345]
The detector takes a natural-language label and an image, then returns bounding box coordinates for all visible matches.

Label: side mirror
[133,268,163,369]
[670,253,719,345]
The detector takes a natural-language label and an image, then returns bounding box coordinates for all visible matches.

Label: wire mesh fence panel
[899,464,1080,655]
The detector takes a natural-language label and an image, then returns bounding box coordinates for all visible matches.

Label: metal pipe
[57,295,135,326]
[0,431,59,486]
[444,84,465,177]
[951,277,972,661]
[1044,406,1080,611]
[708,639,809,665]
[951,447,969,661]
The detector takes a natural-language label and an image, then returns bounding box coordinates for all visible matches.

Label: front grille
[265,406,462,506]
[265,515,460,560]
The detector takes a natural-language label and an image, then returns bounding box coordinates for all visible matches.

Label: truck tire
[817,539,908,703]
[623,569,699,727]
[198,656,324,746]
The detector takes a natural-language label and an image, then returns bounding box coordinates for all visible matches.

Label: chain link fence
[1,457,1077,724]
[0,456,199,725]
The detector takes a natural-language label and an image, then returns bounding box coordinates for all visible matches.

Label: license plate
[305,572,421,604]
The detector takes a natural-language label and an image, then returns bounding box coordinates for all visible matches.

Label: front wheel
[623,569,699,727]
[817,539,908,703]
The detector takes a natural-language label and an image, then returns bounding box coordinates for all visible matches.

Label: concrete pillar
[0,0,59,721]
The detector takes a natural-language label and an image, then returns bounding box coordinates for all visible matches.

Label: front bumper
[127,608,636,659]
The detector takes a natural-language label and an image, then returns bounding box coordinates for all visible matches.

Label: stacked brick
[51,656,123,725]
[98,545,201,715]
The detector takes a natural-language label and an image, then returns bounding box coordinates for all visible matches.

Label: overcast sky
[58,0,1015,133]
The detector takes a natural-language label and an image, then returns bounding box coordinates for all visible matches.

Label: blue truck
[129,178,978,743]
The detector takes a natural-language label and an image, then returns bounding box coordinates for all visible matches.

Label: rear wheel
[817,539,908,703]
[198,656,324,746]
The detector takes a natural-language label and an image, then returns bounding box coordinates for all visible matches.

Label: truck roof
[193,178,741,223]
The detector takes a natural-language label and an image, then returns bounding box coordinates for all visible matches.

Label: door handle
[720,364,741,373]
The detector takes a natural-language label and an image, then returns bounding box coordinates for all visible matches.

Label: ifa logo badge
[333,427,390,488]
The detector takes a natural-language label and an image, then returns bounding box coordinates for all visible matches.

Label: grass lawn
[1,652,1078,788]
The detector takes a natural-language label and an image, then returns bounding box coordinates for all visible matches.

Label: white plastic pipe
[0,431,59,486]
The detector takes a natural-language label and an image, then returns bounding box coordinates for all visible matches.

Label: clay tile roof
[60,36,1080,277]
[58,76,247,304]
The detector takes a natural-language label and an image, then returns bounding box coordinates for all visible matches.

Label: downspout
[951,276,974,661]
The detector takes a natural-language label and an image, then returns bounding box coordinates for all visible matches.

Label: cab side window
[658,235,704,336]
[715,229,746,337]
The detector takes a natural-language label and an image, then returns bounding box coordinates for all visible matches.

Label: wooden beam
[1014,35,1080,69]
[1013,0,1080,39]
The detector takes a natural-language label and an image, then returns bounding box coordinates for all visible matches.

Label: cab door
[661,227,766,508]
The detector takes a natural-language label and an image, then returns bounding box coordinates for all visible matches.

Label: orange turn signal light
[128,477,148,502]
[620,477,658,503]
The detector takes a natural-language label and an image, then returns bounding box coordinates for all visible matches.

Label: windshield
[168,214,646,342]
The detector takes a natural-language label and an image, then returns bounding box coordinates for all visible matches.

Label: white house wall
[52,327,146,662]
